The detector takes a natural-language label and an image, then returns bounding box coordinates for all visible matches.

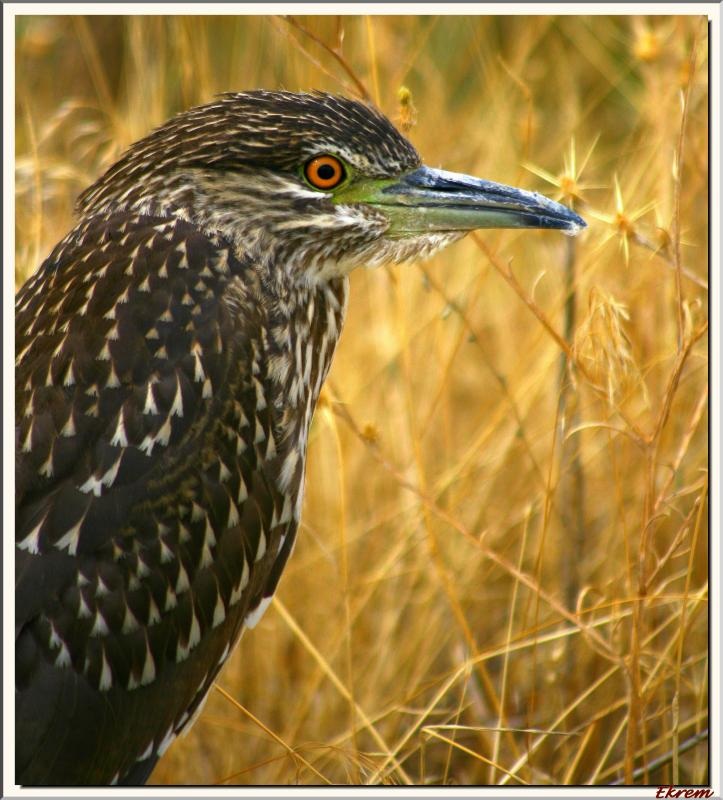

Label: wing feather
[15,211,296,785]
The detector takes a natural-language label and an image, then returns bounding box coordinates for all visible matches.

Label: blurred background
[14,14,709,786]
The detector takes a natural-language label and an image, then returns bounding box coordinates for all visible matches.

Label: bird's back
[15,208,346,784]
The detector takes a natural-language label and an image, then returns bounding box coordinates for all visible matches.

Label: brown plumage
[15,90,584,786]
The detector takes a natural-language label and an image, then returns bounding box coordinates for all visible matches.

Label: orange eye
[304,155,346,190]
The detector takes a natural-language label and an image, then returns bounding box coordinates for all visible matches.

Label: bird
[15,90,585,786]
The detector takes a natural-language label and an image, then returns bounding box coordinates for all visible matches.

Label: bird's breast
[254,274,349,494]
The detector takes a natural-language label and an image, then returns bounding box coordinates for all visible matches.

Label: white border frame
[4,4,720,798]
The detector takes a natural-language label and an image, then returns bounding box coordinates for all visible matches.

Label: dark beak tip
[560,213,587,236]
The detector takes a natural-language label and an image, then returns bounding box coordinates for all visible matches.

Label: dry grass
[14,14,709,786]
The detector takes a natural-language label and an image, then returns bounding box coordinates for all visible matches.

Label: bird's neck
[265,273,349,406]
[242,268,346,464]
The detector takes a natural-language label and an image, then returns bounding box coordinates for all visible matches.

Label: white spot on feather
[138,741,154,761]
[140,645,156,686]
[100,457,121,489]
[106,364,121,388]
[79,474,103,496]
[254,379,267,411]
[63,360,76,387]
[78,593,92,619]
[143,383,158,415]
[200,541,213,569]
[177,687,211,738]
[139,434,156,456]
[178,521,191,543]
[136,556,151,579]
[157,727,176,757]
[54,513,85,555]
[122,607,139,634]
[148,596,161,625]
[159,539,174,564]
[164,586,178,611]
[245,596,273,630]
[55,642,72,668]
[188,612,201,648]
[175,564,190,593]
[60,413,76,437]
[203,516,216,548]
[176,241,189,269]
[156,415,173,447]
[21,422,33,453]
[212,593,225,628]
[191,342,205,382]
[176,639,190,663]
[110,410,128,447]
[229,559,249,605]
[279,495,293,526]
[227,499,240,528]
[255,531,266,562]
[38,452,54,479]
[214,249,229,274]
[99,649,113,691]
[169,378,184,417]
[17,518,45,554]
[279,449,299,492]
[91,610,110,637]
[15,340,33,366]
[48,623,62,650]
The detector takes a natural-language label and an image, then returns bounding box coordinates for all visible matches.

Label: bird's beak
[361,165,586,237]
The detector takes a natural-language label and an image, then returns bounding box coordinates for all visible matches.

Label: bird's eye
[304,155,346,190]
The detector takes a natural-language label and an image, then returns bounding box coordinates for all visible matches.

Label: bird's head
[78,91,586,284]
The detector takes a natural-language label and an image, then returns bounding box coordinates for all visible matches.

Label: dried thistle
[633,29,662,63]
[397,85,417,133]
[573,287,648,407]
[360,422,380,444]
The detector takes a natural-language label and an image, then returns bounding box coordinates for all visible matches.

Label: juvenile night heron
[15,90,585,786]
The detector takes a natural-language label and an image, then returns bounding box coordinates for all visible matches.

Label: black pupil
[317,163,336,180]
